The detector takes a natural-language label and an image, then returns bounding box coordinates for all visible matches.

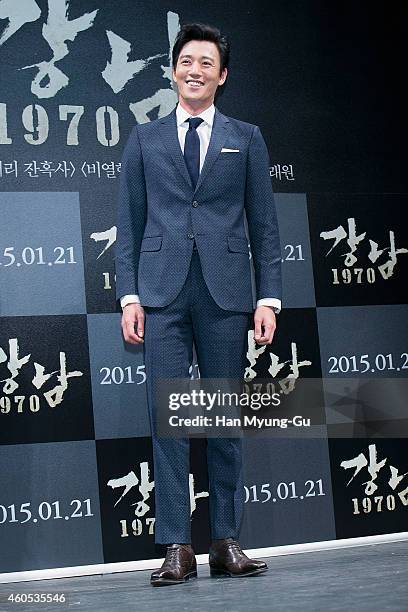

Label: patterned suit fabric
[115,107,282,312]
[115,107,281,543]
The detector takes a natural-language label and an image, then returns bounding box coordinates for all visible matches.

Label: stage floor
[1,540,407,611]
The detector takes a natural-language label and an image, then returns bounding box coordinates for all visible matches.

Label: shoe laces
[166,545,183,562]
[227,540,243,554]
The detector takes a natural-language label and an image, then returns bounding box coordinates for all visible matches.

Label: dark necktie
[184,117,204,189]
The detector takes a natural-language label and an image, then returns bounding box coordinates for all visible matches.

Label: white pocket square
[221,147,240,152]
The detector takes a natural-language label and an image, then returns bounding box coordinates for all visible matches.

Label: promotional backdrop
[0,0,406,575]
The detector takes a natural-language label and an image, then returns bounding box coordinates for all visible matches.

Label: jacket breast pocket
[227,236,249,254]
[217,151,244,176]
[219,151,242,161]
[140,236,163,252]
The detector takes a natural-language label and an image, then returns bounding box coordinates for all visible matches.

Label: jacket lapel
[158,106,230,194]
[159,108,193,190]
[194,108,229,194]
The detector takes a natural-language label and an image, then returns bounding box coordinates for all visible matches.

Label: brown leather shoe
[150,544,197,586]
[209,538,268,577]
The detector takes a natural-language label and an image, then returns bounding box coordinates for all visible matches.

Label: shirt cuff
[256,298,282,314]
[120,294,141,309]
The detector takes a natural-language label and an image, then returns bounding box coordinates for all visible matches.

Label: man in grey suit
[115,22,281,586]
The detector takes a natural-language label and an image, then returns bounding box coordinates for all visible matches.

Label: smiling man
[115,22,282,586]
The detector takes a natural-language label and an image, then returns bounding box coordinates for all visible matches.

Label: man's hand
[254,306,277,345]
[121,303,145,344]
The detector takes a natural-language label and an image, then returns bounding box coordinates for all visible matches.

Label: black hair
[172,22,230,76]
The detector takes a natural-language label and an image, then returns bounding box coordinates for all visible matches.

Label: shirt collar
[176,102,215,128]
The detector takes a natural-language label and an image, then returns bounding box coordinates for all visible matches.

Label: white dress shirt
[120,102,282,313]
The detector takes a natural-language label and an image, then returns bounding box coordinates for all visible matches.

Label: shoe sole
[151,570,198,586]
[210,567,268,578]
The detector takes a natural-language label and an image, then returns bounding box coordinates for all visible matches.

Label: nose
[188,61,202,78]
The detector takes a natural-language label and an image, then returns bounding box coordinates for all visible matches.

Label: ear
[219,67,228,86]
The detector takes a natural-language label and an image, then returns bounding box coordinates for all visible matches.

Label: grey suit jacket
[115,107,281,313]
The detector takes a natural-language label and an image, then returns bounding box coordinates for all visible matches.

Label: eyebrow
[179,54,215,62]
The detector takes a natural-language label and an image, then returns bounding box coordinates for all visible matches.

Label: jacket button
[192,200,199,207]
[187,233,195,239]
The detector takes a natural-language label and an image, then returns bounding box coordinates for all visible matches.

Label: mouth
[186,80,204,89]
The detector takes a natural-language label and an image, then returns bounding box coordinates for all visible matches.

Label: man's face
[172,39,227,107]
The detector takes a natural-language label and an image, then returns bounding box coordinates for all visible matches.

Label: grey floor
[1,540,407,612]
